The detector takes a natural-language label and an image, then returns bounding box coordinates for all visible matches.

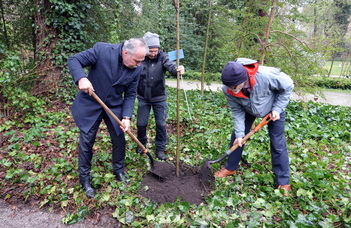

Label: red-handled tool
[200,114,272,186]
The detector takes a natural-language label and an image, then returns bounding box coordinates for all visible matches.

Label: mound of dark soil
[140,161,215,205]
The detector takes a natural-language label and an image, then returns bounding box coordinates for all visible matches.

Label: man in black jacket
[136,32,184,160]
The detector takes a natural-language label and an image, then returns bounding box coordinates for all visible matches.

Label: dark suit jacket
[68,42,142,135]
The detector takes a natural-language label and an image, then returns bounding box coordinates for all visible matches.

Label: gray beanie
[143,32,160,48]
[221,61,248,86]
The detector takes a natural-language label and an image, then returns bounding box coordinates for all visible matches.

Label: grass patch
[324,61,349,76]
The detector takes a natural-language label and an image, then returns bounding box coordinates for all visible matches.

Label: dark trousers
[78,111,125,183]
[136,100,168,152]
[225,112,290,186]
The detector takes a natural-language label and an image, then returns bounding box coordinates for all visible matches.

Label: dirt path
[166,80,351,107]
[0,199,93,228]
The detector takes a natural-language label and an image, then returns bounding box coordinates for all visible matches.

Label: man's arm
[67,43,101,85]
[222,86,246,139]
[262,67,294,114]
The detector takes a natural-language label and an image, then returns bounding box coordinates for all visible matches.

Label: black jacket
[137,50,177,102]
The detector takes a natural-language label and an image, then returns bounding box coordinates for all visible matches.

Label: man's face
[122,48,146,69]
[228,82,245,94]
[147,48,159,59]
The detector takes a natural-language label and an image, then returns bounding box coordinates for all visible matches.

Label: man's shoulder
[256,66,293,86]
[93,42,121,50]
[158,50,168,58]
[257,66,282,76]
[235,58,258,65]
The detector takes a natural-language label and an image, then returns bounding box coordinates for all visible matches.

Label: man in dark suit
[68,38,148,198]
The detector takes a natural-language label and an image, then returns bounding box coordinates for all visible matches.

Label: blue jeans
[137,100,168,152]
[225,112,290,186]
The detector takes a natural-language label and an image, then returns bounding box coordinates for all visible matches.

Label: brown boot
[278,185,291,196]
[214,167,236,178]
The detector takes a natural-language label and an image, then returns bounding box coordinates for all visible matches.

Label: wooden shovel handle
[91,92,148,153]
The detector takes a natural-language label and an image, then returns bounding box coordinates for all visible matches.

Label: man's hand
[234,137,244,147]
[120,119,130,132]
[177,65,185,74]
[78,77,95,95]
[271,111,280,121]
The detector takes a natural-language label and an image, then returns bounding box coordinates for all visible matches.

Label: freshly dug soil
[140,161,215,205]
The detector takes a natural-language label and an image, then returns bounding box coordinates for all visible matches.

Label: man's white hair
[123,38,148,55]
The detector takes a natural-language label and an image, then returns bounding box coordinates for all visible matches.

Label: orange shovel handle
[228,113,272,153]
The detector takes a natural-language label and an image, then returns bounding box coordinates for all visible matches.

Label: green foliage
[2,0,350,101]
[1,0,351,226]
[1,86,350,226]
[62,206,89,225]
[302,76,351,90]
[115,0,210,71]
[43,0,117,100]
[0,45,37,113]
[2,87,46,118]
[168,70,221,83]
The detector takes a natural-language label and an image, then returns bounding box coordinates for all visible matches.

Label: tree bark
[201,0,212,95]
[260,0,277,64]
[33,0,61,95]
[174,0,181,177]
[0,0,9,49]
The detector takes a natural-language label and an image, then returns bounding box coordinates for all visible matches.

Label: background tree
[302,0,351,77]
[1,0,351,100]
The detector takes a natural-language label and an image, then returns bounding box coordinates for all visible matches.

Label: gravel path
[166,80,351,107]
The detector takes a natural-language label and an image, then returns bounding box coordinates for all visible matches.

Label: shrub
[166,70,221,83]
[305,76,351,90]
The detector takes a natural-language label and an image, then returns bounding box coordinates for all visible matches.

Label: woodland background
[1,0,351,103]
[1,0,351,227]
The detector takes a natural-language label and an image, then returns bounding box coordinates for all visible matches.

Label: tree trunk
[313,2,317,37]
[328,55,335,77]
[174,0,181,177]
[260,0,277,65]
[0,0,9,49]
[201,0,212,95]
[32,0,61,95]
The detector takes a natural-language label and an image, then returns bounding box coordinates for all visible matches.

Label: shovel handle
[228,113,272,153]
[91,92,148,153]
[253,113,272,132]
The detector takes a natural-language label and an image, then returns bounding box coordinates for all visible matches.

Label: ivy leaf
[296,188,314,198]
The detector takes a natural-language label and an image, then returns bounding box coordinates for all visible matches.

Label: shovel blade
[199,160,213,189]
[149,160,175,181]
[145,152,155,170]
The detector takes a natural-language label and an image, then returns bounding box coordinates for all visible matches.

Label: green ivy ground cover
[0,87,350,227]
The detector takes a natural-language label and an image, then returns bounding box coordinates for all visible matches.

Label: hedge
[166,71,351,90]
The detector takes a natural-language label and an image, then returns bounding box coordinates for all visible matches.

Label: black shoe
[136,147,144,155]
[81,182,96,198]
[156,151,167,160]
[115,171,129,184]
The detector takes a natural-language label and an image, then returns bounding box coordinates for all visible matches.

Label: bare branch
[271,30,312,51]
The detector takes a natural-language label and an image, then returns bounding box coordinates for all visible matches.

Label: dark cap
[221,61,248,86]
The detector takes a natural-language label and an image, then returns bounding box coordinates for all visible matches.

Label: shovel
[200,113,272,184]
[91,92,165,179]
